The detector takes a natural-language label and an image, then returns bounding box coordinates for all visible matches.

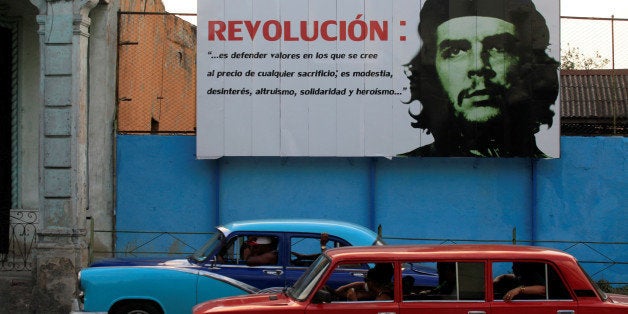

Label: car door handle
[557,311,575,314]
[468,311,486,314]
[263,269,283,276]
[378,312,396,314]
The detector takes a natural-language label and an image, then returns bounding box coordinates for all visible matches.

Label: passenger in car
[418,262,457,299]
[402,275,415,296]
[335,263,394,301]
[244,236,278,266]
[494,262,546,301]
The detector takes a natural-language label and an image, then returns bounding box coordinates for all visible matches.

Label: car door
[399,261,491,314]
[490,261,576,314]
[207,232,286,288]
[305,261,398,314]
[306,301,399,314]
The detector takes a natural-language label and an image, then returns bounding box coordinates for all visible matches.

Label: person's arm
[320,232,329,252]
[291,233,330,262]
[335,281,365,295]
[246,250,277,266]
[502,285,546,301]
[334,282,367,301]
[241,247,251,261]
[494,273,515,282]
[374,291,392,300]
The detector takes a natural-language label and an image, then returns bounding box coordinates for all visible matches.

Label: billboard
[197,0,560,158]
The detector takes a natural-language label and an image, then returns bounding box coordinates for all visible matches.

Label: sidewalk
[0,271,34,314]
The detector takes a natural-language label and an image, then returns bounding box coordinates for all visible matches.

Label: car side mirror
[312,289,332,304]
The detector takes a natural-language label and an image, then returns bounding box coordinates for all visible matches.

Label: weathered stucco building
[1,0,118,312]
[0,0,199,311]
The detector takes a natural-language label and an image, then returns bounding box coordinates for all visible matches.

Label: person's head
[406,0,559,154]
[512,262,544,278]
[247,236,275,255]
[437,262,456,283]
[435,16,517,123]
[365,264,393,289]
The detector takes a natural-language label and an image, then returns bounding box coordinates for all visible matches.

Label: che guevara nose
[466,45,496,79]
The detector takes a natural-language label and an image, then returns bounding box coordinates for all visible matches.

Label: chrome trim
[263,269,284,276]
[195,269,260,293]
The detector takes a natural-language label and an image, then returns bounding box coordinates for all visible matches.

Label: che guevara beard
[449,82,534,153]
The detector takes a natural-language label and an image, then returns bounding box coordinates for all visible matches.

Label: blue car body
[75,219,391,314]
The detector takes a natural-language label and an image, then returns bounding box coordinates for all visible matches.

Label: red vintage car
[193,244,628,314]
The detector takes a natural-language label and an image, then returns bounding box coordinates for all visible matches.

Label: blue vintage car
[74,219,417,314]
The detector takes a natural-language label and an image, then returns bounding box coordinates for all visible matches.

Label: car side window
[316,262,395,303]
[290,234,347,267]
[492,261,571,301]
[402,261,485,301]
[218,235,279,266]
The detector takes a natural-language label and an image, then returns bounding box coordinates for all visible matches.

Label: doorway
[0,25,13,254]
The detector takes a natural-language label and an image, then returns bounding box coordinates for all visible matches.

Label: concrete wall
[115,135,627,283]
[117,0,196,133]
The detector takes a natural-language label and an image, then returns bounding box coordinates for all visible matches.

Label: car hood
[607,293,628,304]
[193,293,293,313]
[89,257,196,268]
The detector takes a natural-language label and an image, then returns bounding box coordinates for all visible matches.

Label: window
[290,255,331,301]
[492,262,571,301]
[402,261,485,301]
[218,234,279,266]
[290,234,347,267]
[320,262,395,302]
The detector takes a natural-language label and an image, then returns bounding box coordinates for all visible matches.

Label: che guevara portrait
[401,0,559,157]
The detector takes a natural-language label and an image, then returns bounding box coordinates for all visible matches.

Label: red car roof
[324,244,577,262]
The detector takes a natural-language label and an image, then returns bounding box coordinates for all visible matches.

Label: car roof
[324,244,577,262]
[219,219,380,246]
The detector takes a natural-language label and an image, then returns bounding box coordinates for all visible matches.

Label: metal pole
[610,15,617,134]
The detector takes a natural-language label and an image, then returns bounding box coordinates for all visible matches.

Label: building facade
[0,0,118,312]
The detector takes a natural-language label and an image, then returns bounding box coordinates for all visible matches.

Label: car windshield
[287,254,331,301]
[189,230,225,263]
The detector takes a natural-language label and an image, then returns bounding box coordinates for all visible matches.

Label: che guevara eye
[484,34,516,54]
[440,47,461,59]
[486,41,511,54]
[439,40,470,59]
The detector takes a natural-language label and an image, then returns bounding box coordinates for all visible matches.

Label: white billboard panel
[197,0,560,158]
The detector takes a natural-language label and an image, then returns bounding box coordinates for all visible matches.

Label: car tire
[109,300,164,314]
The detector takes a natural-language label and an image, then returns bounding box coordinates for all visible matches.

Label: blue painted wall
[115,135,627,282]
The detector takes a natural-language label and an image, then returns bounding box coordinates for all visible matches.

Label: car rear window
[402,261,485,301]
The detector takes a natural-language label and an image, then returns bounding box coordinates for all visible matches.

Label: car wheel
[109,300,164,314]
